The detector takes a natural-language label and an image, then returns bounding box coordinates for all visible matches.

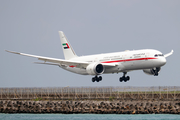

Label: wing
[164,50,174,58]
[6,50,117,69]
[5,50,89,69]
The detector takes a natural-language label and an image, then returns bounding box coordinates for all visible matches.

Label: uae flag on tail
[62,43,70,49]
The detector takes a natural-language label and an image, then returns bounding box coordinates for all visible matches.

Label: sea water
[0,114,180,120]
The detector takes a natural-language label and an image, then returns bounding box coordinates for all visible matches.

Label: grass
[34,98,42,101]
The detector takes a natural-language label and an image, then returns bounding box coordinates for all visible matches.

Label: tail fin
[59,31,78,60]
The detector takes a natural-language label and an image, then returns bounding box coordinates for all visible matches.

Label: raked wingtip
[5,50,20,55]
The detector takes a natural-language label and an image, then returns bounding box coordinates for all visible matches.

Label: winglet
[164,50,174,58]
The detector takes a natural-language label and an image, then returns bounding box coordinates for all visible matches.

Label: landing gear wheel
[153,67,160,76]
[119,72,130,82]
[92,78,95,82]
[154,73,158,76]
[124,76,127,82]
[126,76,130,81]
[99,76,102,81]
[96,76,99,82]
[119,77,123,82]
[92,76,102,82]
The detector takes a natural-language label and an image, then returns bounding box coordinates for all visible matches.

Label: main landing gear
[119,72,130,82]
[92,76,102,82]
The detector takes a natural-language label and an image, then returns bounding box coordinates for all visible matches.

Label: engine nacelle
[143,67,161,75]
[86,63,105,75]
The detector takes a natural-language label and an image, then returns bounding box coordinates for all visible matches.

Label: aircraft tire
[119,77,123,82]
[99,76,102,81]
[154,73,158,76]
[127,76,130,81]
[92,78,95,82]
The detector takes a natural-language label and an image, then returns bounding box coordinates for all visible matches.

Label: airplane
[6,31,174,82]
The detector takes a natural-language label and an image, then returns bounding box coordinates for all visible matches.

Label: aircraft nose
[161,57,166,66]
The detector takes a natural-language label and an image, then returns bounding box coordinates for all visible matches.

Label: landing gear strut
[152,67,160,76]
[119,72,130,82]
[92,76,102,82]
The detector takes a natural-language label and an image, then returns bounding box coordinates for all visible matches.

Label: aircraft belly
[104,66,121,74]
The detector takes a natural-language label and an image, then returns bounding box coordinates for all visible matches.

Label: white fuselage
[61,49,166,75]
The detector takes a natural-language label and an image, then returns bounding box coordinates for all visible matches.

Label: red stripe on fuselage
[101,57,157,63]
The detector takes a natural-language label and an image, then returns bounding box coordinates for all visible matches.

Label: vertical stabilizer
[59,31,78,60]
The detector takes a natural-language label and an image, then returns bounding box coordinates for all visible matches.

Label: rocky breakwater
[0,100,180,114]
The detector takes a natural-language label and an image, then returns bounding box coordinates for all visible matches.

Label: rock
[0,100,180,114]
[132,110,136,114]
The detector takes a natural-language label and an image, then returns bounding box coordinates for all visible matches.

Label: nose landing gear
[119,72,130,82]
[92,76,102,82]
[152,67,160,76]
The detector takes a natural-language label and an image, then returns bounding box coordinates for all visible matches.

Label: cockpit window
[154,54,164,57]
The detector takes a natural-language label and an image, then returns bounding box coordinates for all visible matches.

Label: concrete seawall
[1,100,180,114]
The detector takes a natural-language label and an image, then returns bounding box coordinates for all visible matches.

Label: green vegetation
[109,96,115,101]
[34,98,42,101]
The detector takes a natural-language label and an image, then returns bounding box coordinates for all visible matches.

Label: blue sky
[1,0,180,87]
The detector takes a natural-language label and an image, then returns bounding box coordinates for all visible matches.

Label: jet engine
[86,63,105,75]
[143,67,161,75]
